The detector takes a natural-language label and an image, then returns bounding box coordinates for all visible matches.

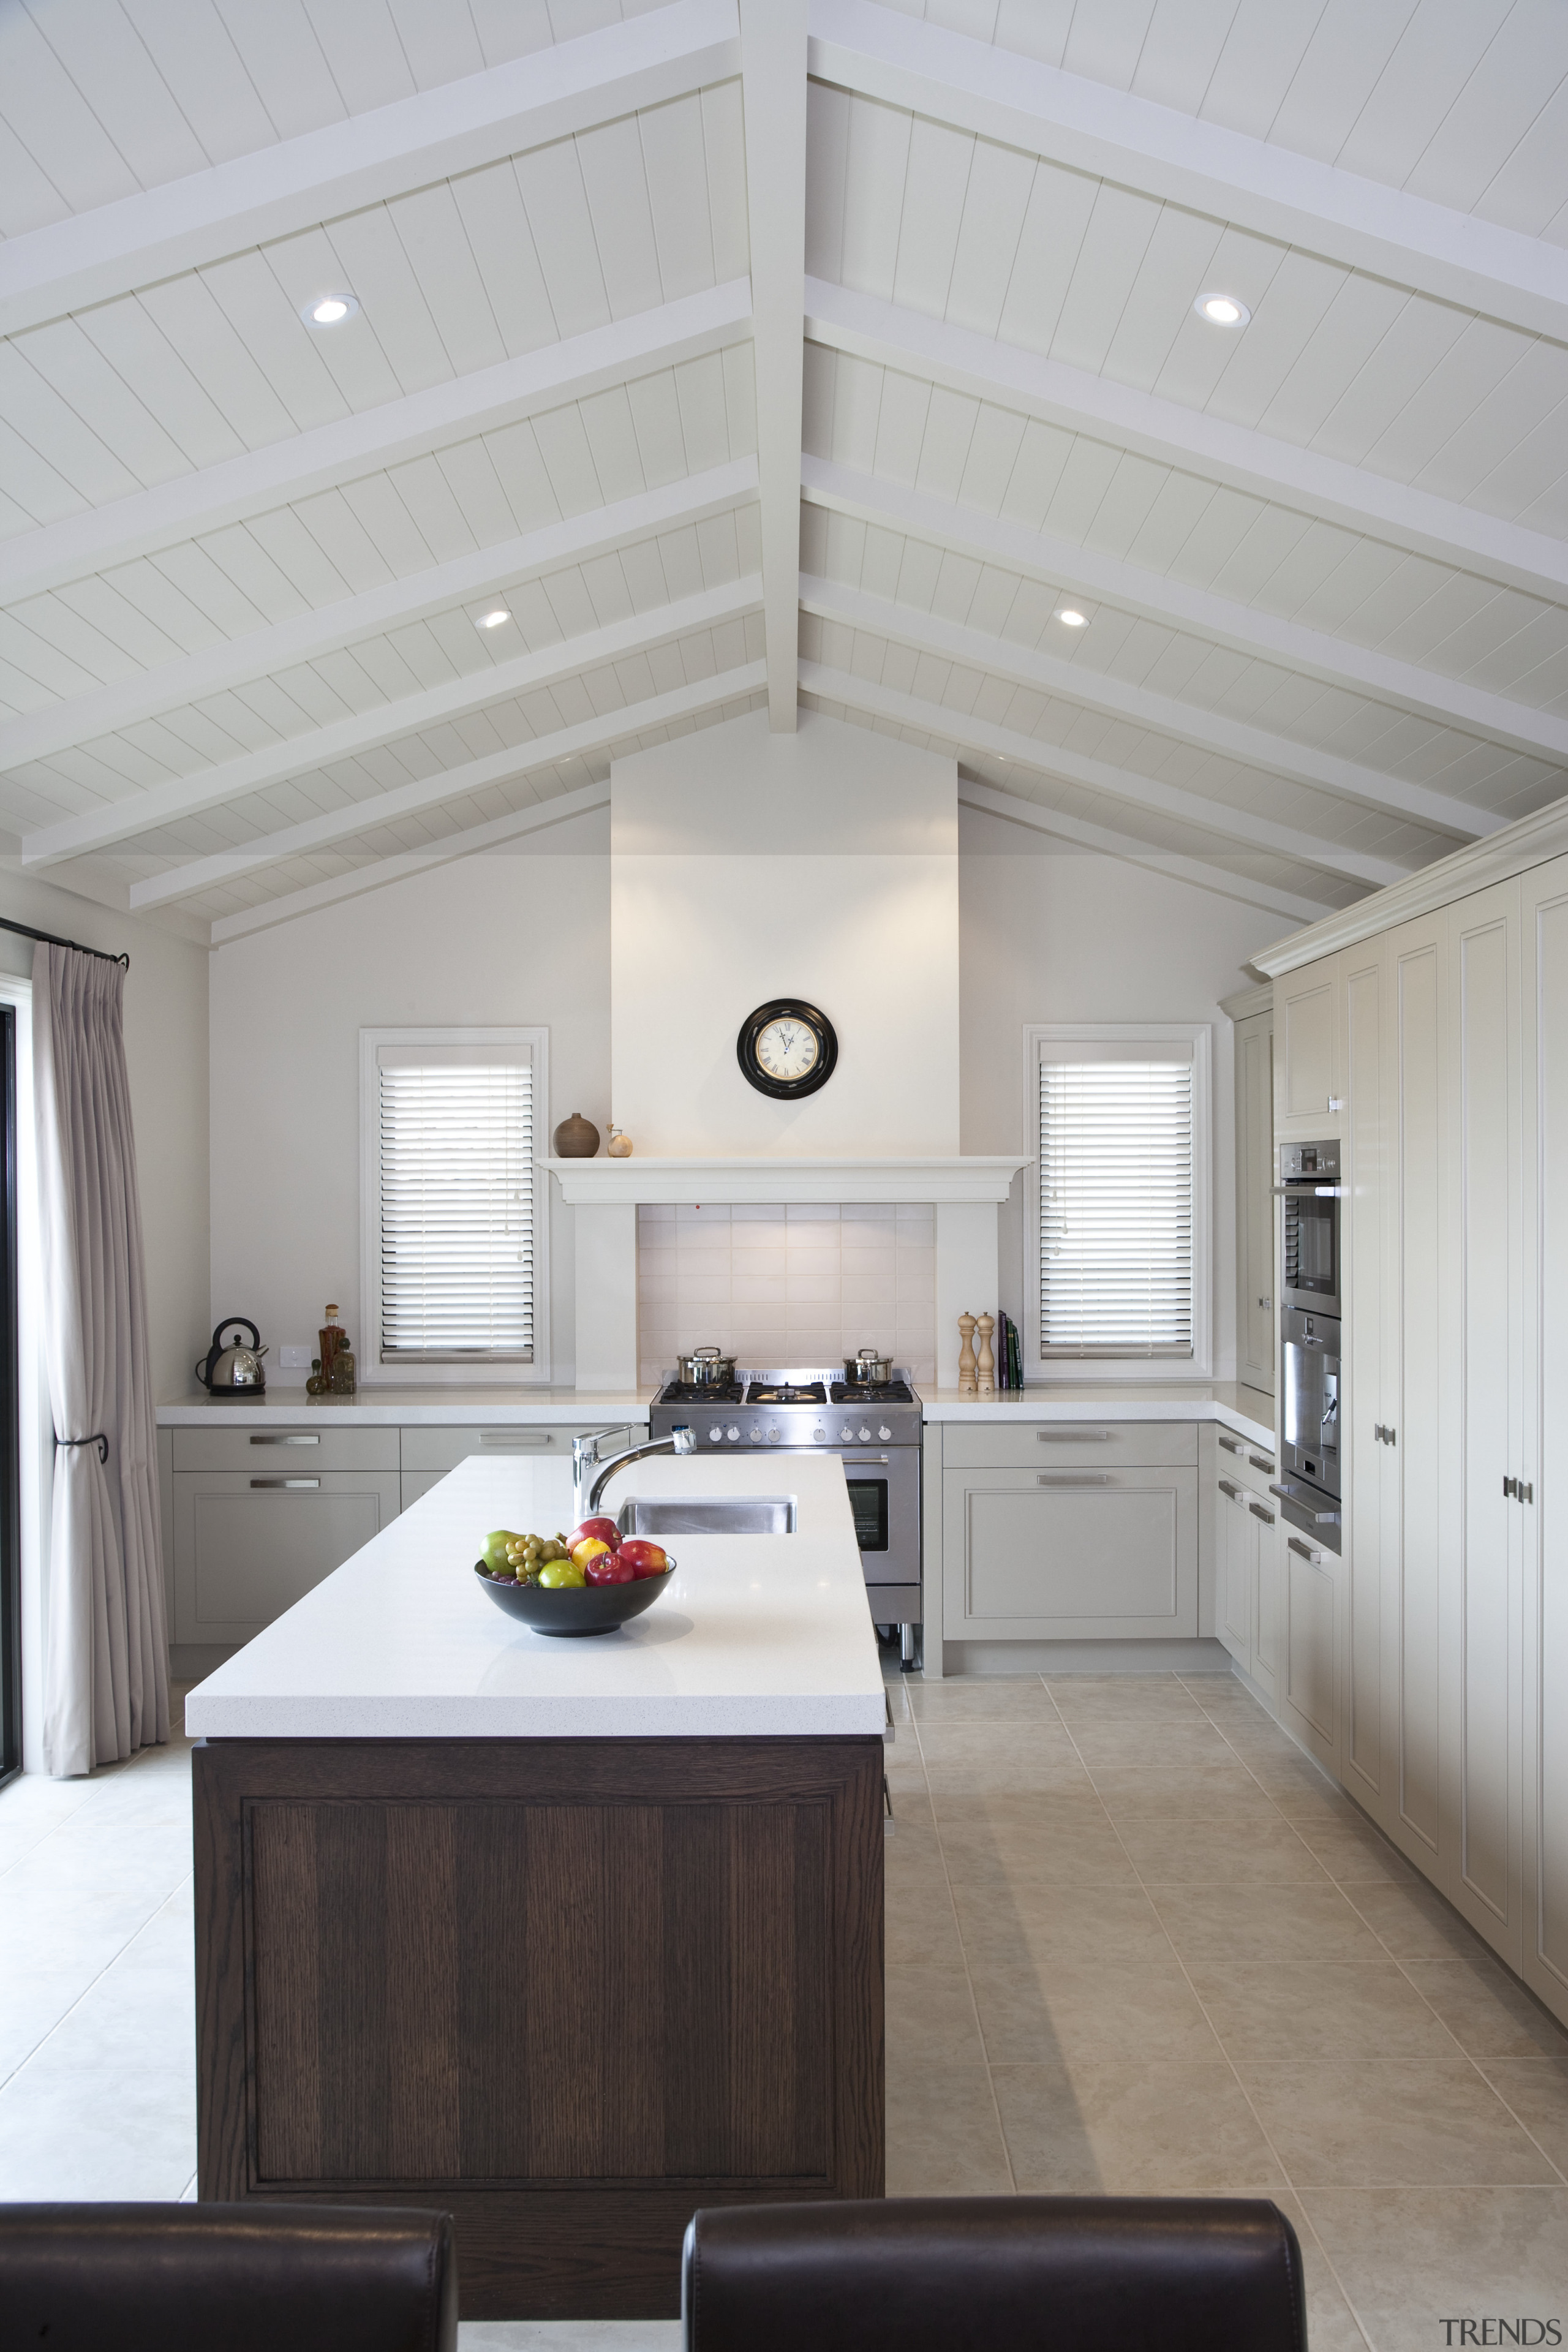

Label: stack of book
[994,1310,1024,1391]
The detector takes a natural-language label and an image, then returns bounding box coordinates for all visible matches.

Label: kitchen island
[186,1452,885,2321]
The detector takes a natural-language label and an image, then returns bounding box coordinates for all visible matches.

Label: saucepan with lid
[674,1345,737,1387]
[843,1347,893,1386]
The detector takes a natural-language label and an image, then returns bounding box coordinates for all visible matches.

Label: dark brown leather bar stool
[682,2196,1307,2352]
[0,2203,458,2352]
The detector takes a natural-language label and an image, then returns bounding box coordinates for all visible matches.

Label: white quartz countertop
[157,1384,654,1427]
[921,1383,1275,1449]
[183,1452,885,1743]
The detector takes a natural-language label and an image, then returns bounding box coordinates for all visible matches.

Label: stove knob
[840,1423,854,1441]
[813,1425,826,1442]
[726,1425,740,1442]
[767,1426,780,1444]
[878,1424,892,1441]
[858,1425,872,1442]
[748,1426,762,1442]
[707,1425,723,1443]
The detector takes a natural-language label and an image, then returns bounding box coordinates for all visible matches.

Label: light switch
[278,1344,314,1370]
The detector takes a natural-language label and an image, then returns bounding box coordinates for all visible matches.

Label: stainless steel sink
[616,1496,797,1536]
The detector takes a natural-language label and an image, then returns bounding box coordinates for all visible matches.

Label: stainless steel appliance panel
[1279,1138,1343,1317]
[1281,1306,1341,1504]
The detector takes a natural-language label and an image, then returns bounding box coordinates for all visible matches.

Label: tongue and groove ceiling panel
[0,0,1565,943]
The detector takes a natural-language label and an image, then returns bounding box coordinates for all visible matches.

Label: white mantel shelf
[545,1155,1028,1205]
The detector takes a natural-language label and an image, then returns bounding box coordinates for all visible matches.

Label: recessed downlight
[303,293,358,327]
[477,608,512,630]
[1196,291,1250,327]
[1054,607,1088,628]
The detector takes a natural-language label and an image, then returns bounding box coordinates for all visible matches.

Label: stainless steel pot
[844,1347,893,1385]
[674,1346,737,1387]
[197,1317,268,1395]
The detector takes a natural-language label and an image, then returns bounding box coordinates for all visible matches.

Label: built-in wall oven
[1272,1141,1343,1552]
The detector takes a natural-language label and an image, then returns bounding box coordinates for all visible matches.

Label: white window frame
[359,1026,551,1387]
[1023,1022,1212,1382]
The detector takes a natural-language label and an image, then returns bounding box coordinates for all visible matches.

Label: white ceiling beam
[4,459,758,769]
[207,778,614,945]
[805,278,1568,612]
[23,575,761,868]
[0,279,752,609]
[739,0,809,730]
[802,454,1568,769]
[132,663,764,910]
[801,657,1335,920]
[797,651,1404,888]
[0,0,741,337]
[954,774,1332,927]
[808,0,1568,345]
[799,571,1501,843]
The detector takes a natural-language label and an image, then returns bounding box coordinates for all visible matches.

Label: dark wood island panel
[194,1735,884,2318]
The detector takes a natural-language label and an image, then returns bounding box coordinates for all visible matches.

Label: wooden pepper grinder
[976,1312,996,1397]
[957,1311,978,1398]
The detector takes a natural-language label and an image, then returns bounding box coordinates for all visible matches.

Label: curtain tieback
[56,1432,108,1464]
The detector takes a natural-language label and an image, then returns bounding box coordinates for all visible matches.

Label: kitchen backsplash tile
[637,1201,937,1387]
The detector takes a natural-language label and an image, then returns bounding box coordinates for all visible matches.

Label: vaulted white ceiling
[2,0,1566,943]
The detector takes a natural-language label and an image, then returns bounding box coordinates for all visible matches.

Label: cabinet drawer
[171,1424,398,1473]
[943,1421,1197,1470]
[399,1421,643,1472]
[172,1468,401,1645]
[943,1466,1197,1640]
[1215,1428,1278,1499]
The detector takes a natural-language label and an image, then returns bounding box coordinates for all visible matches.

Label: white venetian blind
[377,1049,534,1360]
[1038,1048,1194,1358]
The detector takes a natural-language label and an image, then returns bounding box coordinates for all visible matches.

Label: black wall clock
[736,999,839,1099]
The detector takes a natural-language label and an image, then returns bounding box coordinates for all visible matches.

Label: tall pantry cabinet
[1259,823,1568,2026]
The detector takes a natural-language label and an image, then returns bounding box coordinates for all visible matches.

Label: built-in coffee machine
[1272,1139,1343,1553]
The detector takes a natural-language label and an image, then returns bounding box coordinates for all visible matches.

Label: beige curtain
[32,943,168,1776]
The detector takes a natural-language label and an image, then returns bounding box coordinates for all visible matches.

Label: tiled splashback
[636,1202,937,1389]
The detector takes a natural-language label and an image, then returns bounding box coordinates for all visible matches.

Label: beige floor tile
[1403,1956,1568,2059]
[940,1822,1140,1891]
[905,1678,1057,1722]
[1067,1721,1248,1770]
[915,1722,1082,1766]
[1237,2059,1558,2185]
[886,1959,987,2064]
[1268,2189,1376,2352]
[921,1743,1096,1797]
[1346,1879,1500,1963]
[1088,1766,1281,1821]
[1291,1817,1419,1883]
[1188,1959,1466,2064]
[993,2056,1284,2194]
[1304,2186,1568,2352]
[884,2062,1012,2195]
[952,1881,1170,1958]
[884,1890,965,1969]
[1481,2058,1568,2173]
[1117,1816,1329,1885]
[1045,1675,1207,1719]
[968,1953,1225,2068]
[1150,1883,1385,1964]
[1241,1757,1362,1820]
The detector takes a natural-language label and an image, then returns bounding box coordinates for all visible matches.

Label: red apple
[619,1537,669,1580]
[568,1517,620,1554]
[585,1549,635,1585]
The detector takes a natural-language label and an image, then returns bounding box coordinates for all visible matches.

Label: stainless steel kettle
[197,1317,268,1396]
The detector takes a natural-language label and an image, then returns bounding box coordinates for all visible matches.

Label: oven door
[820,1449,921,1590]
[1281,1183,1342,1316]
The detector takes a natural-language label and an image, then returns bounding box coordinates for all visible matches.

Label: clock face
[737,999,838,1099]
[756,1016,819,1084]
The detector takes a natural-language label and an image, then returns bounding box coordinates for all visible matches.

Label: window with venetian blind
[361,1030,547,1369]
[1028,1027,1210,1365]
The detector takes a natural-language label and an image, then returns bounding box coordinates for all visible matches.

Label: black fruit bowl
[474,1561,675,1635]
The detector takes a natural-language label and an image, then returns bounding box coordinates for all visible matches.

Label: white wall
[610,709,959,1156]
[207,811,609,1385]
[0,872,209,1404]
[958,807,1283,1382]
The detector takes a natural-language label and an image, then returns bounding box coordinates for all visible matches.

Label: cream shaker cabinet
[1275,954,1342,1136]
[1212,1435,1283,1712]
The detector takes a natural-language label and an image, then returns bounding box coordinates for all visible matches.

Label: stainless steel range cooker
[649,1365,922,1662]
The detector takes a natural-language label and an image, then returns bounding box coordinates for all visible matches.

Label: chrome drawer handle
[479,1431,554,1447]
[1038,1472,1110,1485]
[1218,1436,1243,1455]
[1249,1453,1276,1475]
[1287,1536,1322,1563]
[1218,1478,1241,1500]
[249,1433,318,1446]
[1037,1429,1114,1442]
[250,1476,320,1490]
[1249,1501,1276,1525]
